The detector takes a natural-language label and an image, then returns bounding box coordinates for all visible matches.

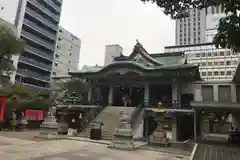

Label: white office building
[168,5,238,81]
[104,44,123,65]
[0,0,63,94]
[175,6,224,45]
[52,27,81,77]
[165,43,239,81]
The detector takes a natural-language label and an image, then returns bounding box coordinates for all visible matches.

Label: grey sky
[60,0,175,68]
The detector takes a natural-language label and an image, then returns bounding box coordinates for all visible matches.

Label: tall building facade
[165,43,239,81]
[52,26,81,77]
[0,0,63,93]
[104,44,123,65]
[175,6,224,45]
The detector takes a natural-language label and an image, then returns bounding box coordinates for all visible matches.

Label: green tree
[141,0,240,51]
[0,25,25,84]
[61,79,90,96]
[0,84,51,117]
[56,79,90,104]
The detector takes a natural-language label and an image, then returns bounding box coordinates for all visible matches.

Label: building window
[213,52,218,56]
[54,63,58,66]
[218,85,231,102]
[207,52,211,57]
[201,53,205,57]
[69,53,72,56]
[208,72,212,76]
[220,61,224,65]
[208,62,212,66]
[202,85,214,101]
[227,71,232,76]
[1,7,3,10]
[214,61,218,65]
[201,72,206,76]
[57,45,60,49]
[196,53,200,57]
[220,71,225,76]
[226,51,231,56]
[58,37,62,41]
[214,71,219,76]
[52,72,56,75]
[226,61,231,65]
[55,54,59,58]
[68,69,70,72]
[69,61,70,63]
[201,62,206,66]
[59,29,63,33]
[220,51,224,56]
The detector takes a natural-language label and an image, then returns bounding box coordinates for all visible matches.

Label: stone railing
[130,105,143,128]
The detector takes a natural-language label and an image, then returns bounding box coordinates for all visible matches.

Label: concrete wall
[176,81,236,102]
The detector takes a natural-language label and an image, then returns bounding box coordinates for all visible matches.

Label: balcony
[28,0,60,21]
[23,19,56,41]
[25,7,58,31]
[44,0,61,13]
[21,30,55,51]
[19,56,52,71]
[25,44,53,61]
[15,81,51,95]
[17,68,50,82]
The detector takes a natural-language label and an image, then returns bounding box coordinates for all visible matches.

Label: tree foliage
[0,84,51,115]
[61,79,90,96]
[141,0,240,51]
[0,25,25,84]
[55,78,90,105]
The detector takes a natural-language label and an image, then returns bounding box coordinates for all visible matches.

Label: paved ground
[0,136,189,160]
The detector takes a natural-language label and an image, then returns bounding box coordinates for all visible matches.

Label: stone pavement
[0,136,189,160]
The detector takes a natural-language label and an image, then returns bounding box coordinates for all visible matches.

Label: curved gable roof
[127,40,164,66]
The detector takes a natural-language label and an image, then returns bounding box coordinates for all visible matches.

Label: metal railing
[44,0,61,12]
[21,30,55,51]
[29,0,60,21]
[15,81,51,94]
[23,19,56,40]
[25,7,58,31]
[17,69,50,82]
[19,56,52,71]
[25,44,53,61]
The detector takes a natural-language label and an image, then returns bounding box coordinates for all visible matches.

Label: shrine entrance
[112,85,144,106]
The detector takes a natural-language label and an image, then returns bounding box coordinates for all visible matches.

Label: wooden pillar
[108,86,113,105]
[194,109,202,142]
[144,84,149,106]
[88,87,92,103]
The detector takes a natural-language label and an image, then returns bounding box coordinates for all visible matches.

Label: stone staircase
[78,106,136,140]
[193,143,240,160]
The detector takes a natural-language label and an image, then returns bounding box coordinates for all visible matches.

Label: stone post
[144,84,149,106]
[172,117,177,141]
[108,87,113,105]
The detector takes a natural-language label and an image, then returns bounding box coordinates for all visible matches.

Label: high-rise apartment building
[104,44,123,65]
[175,6,224,45]
[0,0,63,94]
[52,26,81,77]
